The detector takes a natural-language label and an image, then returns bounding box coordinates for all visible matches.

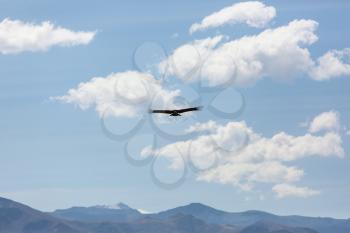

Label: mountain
[1,197,235,233]
[51,202,142,222]
[0,197,85,233]
[2,196,350,233]
[153,203,350,233]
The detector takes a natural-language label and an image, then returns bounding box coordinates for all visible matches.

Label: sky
[0,0,350,218]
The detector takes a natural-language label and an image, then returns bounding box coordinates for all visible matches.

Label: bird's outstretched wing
[177,106,202,113]
[149,109,174,114]
[149,106,202,114]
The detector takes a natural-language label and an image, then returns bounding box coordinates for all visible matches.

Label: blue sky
[0,0,350,218]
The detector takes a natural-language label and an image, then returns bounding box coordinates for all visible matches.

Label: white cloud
[198,161,304,190]
[308,111,340,133]
[310,48,350,80]
[53,71,181,118]
[166,20,319,86]
[0,18,95,54]
[185,120,220,133]
[189,1,276,34]
[272,183,320,198]
[167,19,350,87]
[143,115,344,194]
[160,35,224,83]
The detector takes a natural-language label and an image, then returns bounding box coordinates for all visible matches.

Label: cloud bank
[142,111,345,197]
[0,18,95,54]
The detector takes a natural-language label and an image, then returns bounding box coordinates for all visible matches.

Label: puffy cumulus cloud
[159,35,224,83]
[53,71,181,118]
[308,111,340,133]
[189,1,276,34]
[142,115,344,194]
[142,121,255,170]
[0,18,95,54]
[167,18,350,86]
[310,48,350,80]
[166,20,319,86]
[272,183,320,198]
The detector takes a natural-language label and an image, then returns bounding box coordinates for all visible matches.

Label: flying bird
[149,106,202,116]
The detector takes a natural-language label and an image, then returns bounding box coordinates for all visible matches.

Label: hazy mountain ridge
[152,203,279,225]
[151,203,350,233]
[1,196,350,233]
[51,202,142,222]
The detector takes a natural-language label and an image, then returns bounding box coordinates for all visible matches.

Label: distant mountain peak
[184,202,217,210]
[187,202,209,207]
[181,202,225,213]
[155,202,226,219]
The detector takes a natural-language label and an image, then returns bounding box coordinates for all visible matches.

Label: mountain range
[1,196,349,233]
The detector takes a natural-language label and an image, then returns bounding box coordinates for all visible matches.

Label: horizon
[1,0,350,220]
[2,195,349,220]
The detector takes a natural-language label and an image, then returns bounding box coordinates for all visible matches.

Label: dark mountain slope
[0,197,85,233]
[240,221,318,233]
[82,214,239,233]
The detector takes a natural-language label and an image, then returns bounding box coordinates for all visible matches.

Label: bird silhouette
[149,106,202,116]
